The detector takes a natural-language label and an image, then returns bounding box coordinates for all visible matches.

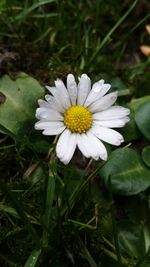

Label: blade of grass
[68,219,96,230]
[61,162,104,216]
[32,28,51,44]
[108,177,123,266]
[135,248,150,267]
[24,249,42,267]
[0,182,40,246]
[89,0,138,65]
[80,25,90,70]
[31,13,57,18]
[124,13,150,40]
[79,237,98,267]
[0,204,40,225]
[103,248,129,265]
[116,13,150,66]
[14,0,56,21]
[0,144,16,150]
[42,161,55,248]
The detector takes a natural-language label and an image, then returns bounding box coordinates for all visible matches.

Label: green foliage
[135,102,150,140]
[0,73,44,138]
[0,0,150,267]
[118,222,146,258]
[100,148,150,195]
[142,146,150,168]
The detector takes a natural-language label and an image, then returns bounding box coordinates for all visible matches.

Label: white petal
[77,132,107,161]
[62,135,77,164]
[46,80,71,111]
[44,94,65,112]
[35,120,64,129]
[93,117,130,128]
[38,99,50,108]
[46,79,70,108]
[55,79,71,108]
[42,126,65,135]
[45,86,56,96]
[77,133,91,158]
[67,74,78,105]
[56,129,77,164]
[93,106,130,120]
[35,107,63,120]
[45,94,60,111]
[93,79,105,91]
[86,132,108,160]
[84,81,111,107]
[89,92,118,113]
[34,121,65,135]
[55,79,67,93]
[40,93,60,112]
[45,94,55,104]
[77,74,91,105]
[42,126,66,135]
[45,94,67,113]
[91,125,124,146]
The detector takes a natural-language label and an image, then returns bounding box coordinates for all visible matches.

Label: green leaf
[135,102,150,140]
[100,148,150,195]
[0,73,44,138]
[118,222,146,259]
[31,139,51,154]
[129,96,150,111]
[142,146,150,168]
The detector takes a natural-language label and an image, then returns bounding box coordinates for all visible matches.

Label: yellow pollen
[64,105,93,133]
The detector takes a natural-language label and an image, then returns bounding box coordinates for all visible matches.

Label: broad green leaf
[30,138,51,154]
[0,73,44,138]
[118,222,146,258]
[142,146,150,168]
[100,148,150,195]
[135,102,150,140]
[129,96,150,111]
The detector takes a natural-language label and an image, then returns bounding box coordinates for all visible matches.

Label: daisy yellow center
[64,105,92,133]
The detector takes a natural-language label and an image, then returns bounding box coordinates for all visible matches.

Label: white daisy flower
[35,74,130,164]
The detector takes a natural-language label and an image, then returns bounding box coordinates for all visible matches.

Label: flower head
[35,74,130,164]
